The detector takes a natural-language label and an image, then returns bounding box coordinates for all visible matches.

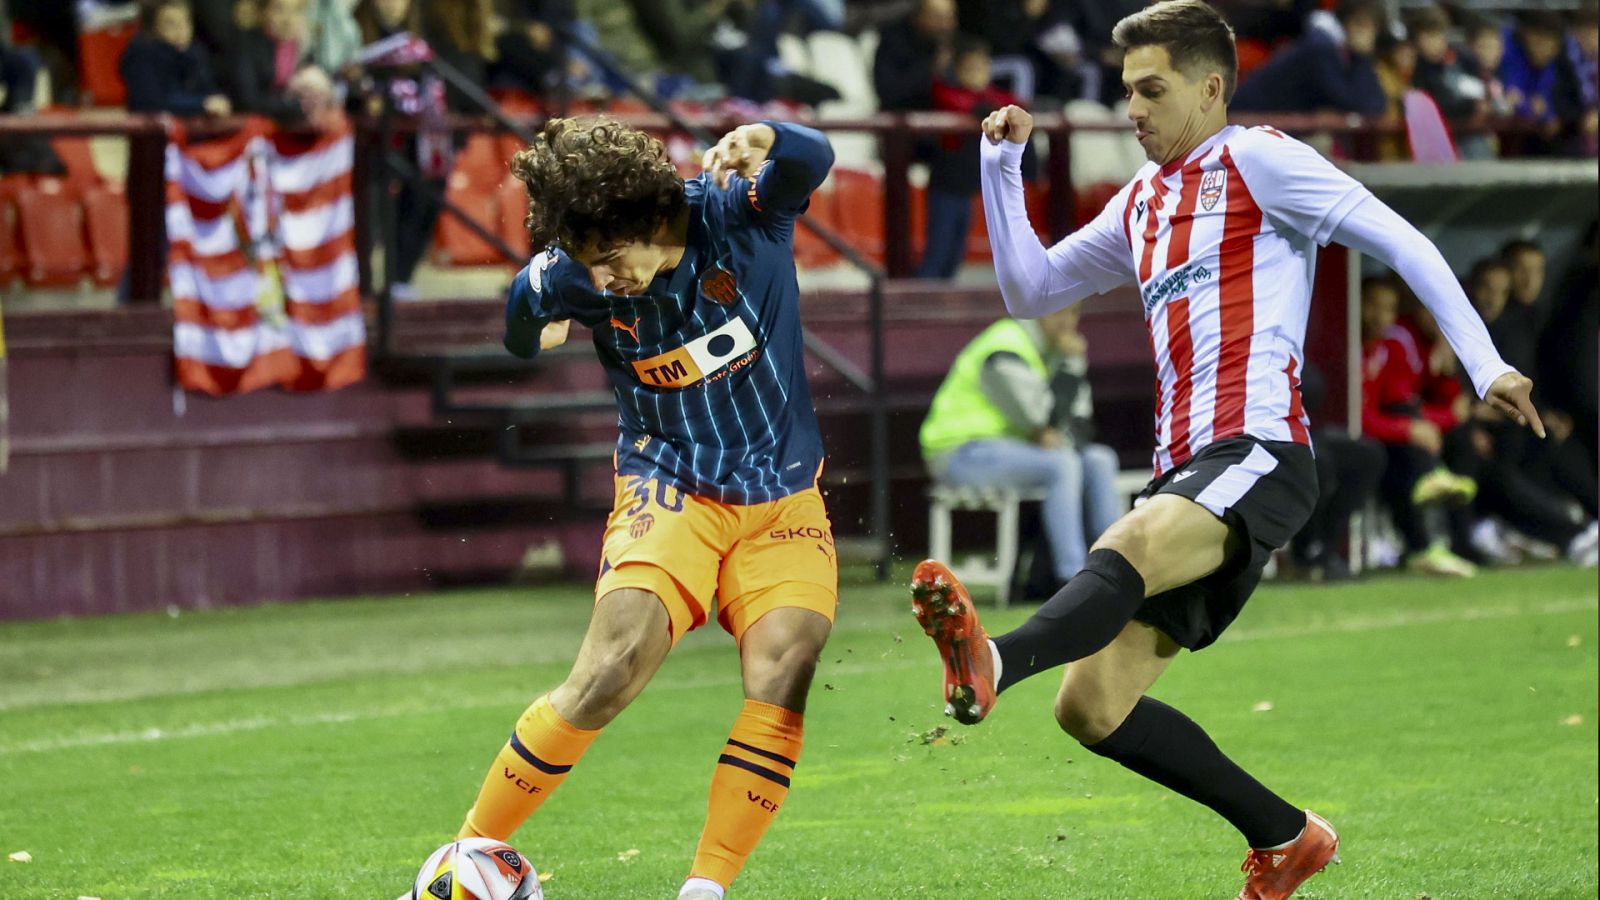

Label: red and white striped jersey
[1054,125,1371,474]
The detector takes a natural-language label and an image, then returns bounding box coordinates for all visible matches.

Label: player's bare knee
[1053,692,1121,744]
[743,639,824,711]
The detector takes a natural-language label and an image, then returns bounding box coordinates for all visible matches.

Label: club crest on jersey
[631,316,760,389]
[700,264,738,305]
[1199,169,1225,211]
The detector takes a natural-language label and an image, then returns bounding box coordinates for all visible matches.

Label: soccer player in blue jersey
[446,118,837,900]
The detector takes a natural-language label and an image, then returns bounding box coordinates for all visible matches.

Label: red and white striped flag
[167,118,366,395]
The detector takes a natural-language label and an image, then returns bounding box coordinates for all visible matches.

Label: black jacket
[119,33,220,114]
[226,29,308,122]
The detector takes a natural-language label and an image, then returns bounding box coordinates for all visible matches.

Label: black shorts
[1130,436,1317,651]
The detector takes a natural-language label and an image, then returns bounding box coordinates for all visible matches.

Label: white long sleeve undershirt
[1329,196,1516,398]
[979,135,1517,399]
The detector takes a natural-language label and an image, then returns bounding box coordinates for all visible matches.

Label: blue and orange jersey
[503,122,835,505]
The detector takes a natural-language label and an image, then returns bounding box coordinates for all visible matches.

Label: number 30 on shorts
[624,477,686,516]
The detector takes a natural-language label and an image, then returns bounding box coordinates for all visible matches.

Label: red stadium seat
[965,195,991,263]
[82,184,129,286]
[792,182,841,269]
[15,179,88,286]
[49,137,105,194]
[828,168,884,262]
[1076,181,1124,229]
[453,134,509,193]
[908,183,927,259]
[432,171,502,266]
[77,22,137,106]
[0,194,19,287]
[497,176,531,261]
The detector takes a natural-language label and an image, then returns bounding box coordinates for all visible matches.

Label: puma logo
[610,317,641,343]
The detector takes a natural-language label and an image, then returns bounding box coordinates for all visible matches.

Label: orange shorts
[593,475,838,644]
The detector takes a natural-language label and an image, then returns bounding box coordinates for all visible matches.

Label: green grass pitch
[1,565,1595,898]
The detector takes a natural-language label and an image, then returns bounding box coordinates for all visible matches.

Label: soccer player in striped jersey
[908,2,1545,898]
[447,119,836,900]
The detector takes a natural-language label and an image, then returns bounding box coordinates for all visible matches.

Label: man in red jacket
[1360,277,1479,576]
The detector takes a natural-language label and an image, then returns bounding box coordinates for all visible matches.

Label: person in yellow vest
[920,305,1121,586]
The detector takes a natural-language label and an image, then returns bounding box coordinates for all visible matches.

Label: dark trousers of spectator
[1381,441,1445,554]
[388,176,444,288]
[1293,429,1385,568]
[0,45,40,113]
[916,188,971,279]
[1446,423,1587,548]
[1529,431,1599,520]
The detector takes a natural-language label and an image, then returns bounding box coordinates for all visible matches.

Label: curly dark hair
[511,118,686,253]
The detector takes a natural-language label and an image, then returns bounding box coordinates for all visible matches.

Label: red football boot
[910,559,996,725]
[1237,810,1341,900]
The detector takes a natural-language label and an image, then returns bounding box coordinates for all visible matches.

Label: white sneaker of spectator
[1503,529,1561,562]
[1565,521,1600,568]
[1469,517,1522,565]
[389,282,418,302]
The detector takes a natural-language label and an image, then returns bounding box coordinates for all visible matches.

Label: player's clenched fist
[540,318,571,350]
[981,105,1033,145]
[703,123,777,189]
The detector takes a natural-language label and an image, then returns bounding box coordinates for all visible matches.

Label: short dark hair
[1468,257,1511,288]
[1517,10,1566,36]
[1112,0,1239,103]
[511,117,686,253]
[952,35,989,62]
[1459,12,1501,42]
[139,0,189,30]
[1336,0,1387,28]
[1403,5,1451,36]
[1500,238,1545,261]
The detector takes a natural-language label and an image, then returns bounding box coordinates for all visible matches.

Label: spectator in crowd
[228,0,338,125]
[120,0,232,116]
[353,0,441,299]
[572,0,719,99]
[1373,27,1414,159]
[917,36,1019,279]
[1360,277,1480,576]
[1214,0,1317,83]
[422,0,494,106]
[1499,10,1585,154]
[1,36,40,115]
[957,0,1081,105]
[1289,361,1386,581]
[1231,0,1387,117]
[189,0,238,63]
[1058,0,1145,107]
[1409,5,1483,119]
[920,307,1122,590]
[1459,13,1512,118]
[1566,3,1599,155]
[1462,255,1599,564]
[872,0,956,112]
[490,0,573,100]
[1408,5,1499,158]
[1540,221,1598,461]
[305,0,360,75]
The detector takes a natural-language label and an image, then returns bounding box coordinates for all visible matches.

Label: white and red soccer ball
[411,838,543,900]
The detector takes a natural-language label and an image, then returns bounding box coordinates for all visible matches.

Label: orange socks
[688,700,805,888]
[458,695,600,840]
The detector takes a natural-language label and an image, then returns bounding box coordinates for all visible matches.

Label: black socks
[1086,696,1306,848]
[992,548,1147,693]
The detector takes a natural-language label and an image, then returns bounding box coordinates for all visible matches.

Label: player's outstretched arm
[704,121,834,218]
[980,105,1134,318]
[1331,197,1543,436]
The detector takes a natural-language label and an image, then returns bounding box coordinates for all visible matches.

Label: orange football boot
[910,559,996,725]
[1237,810,1341,900]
